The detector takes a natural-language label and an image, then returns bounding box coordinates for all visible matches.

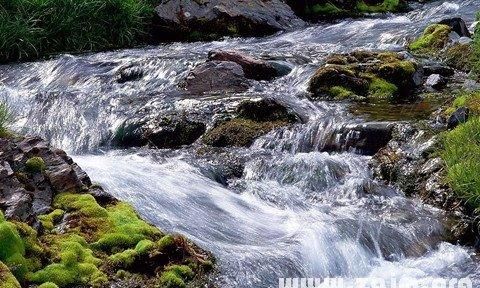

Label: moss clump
[38,283,59,288]
[38,209,64,231]
[309,3,344,15]
[409,24,452,54]
[0,213,31,281]
[29,235,107,286]
[25,157,45,173]
[309,51,417,102]
[368,77,398,99]
[158,265,194,288]
[0,261,21,288]
[444,43,474,71]
[203,118,288,147]
[446,91,480,116]
[356,0,404,13]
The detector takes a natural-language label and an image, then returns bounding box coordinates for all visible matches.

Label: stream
[1,0,480,287]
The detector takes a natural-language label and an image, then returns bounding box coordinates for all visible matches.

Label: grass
[472,12,480,77]
[0,102,11,137]
[0,0,154,63]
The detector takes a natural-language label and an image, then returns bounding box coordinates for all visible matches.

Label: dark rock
[116,66,144,83]
[180,61,250,94]
[425,74,447,90]
[423,64,454,77]
[323,122,394,155]
[438,18,471,38]
[0,136,91,223]
[152,0,305,41]
[208,50,291,81]
[236,98,299,123]
[113,114,206,149]
[89,186,118,206]
[447,107,469,129]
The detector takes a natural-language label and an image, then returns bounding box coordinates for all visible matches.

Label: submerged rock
[203,99,299,147]
[309,51,421,102]
[180,61,250,94]
[116,65,144,84]
[152,0,305,41]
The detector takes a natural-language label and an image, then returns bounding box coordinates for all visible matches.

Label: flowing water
[2,1,480,287]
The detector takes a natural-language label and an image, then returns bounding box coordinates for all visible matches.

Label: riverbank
[0,135,213,287]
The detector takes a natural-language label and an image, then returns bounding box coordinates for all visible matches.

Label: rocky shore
[0,136,213,287]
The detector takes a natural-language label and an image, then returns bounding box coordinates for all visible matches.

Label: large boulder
[309,51,421,102]
[208,50,292,81]
[180,61,251,94]
[113,114,206,149]
[151,0,305,41]
[438,18,471,38]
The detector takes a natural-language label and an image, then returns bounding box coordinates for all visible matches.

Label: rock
[438,18,471,38]
[444,43,474,71]
[0,136,90,223]
[323,122,394,155]
[113,114,206,149]
[423,64,454,77]
[409,24,452,54]
[208,50,291,81]
[152,0,305,41]
[456,37,473,45]
[309,51,419,102]
[447,107,469,129]
[180,61,250,94]
[116,66,144,83]
[203,98,298,147]
[425,74,447,90]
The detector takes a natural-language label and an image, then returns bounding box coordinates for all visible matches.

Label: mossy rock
[309,51,419,102]
[409,24,452,55]
[444,43,474,71]
[0,261,21,288]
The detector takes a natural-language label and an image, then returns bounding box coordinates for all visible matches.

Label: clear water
[1,1,479,287]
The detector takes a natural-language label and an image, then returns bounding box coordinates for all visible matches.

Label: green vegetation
[158,265,194,288]
[38,282,59,288]
[409,24,452,54]
[472,13,480,76]
[329,86,355,99]
[25,157,46,173]
[441,91,480,209]
[0,261,21,288]
[357,0,403,13]
[368,77,398,99]
[308,3,344,15]
[0,0,154,63]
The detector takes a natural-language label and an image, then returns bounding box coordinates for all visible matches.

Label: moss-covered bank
[0,135,214,287]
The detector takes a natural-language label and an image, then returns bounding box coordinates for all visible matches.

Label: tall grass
[473,12,480,76]
[0,0,154,62]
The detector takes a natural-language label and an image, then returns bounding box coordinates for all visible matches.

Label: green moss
[444,43,474,71]
[108,239,155,267]
[356,0,403,13]
[310,3,343,15]
[25,157,45,173]
[38,209,65,231]
[0,261,21,288]
[446,91,480,116]
[409,24,452,54]
[157,235,175,251]
[158,265,194,288]
[29,236,106,287]
[38,282,59,288]
[368,77,398,99]
[441,117,480,209]
[203,118,288,147]
[0,214,30,281]
[329,86,355,99]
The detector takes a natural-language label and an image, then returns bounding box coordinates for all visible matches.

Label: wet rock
[116,66,144,84]
[114,114,206,149]
[438,18,471,38]
[203,98,298,147]
[0,136,91,223]
[180,61,250,94]
[152,0,305,41]
[409,24,453,54]
[208,50,291,81]
[447,107,469,129]
[323,122,394,155]
[425,74,447,90]
[423,64,454,77]
[309,51,420,102]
